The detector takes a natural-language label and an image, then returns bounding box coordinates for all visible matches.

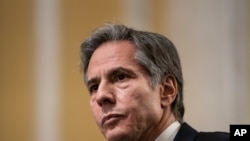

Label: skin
[86,41,177,141]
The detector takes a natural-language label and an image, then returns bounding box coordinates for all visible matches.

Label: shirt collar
[155,121,181,141]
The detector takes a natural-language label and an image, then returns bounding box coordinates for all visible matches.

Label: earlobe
[160,75,177,108]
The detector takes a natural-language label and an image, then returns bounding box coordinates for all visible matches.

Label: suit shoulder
[195,131,229,141]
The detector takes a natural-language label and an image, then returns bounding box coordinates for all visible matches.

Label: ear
[160,75,177,108]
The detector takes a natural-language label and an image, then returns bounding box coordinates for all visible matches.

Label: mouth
[101,113,125,128]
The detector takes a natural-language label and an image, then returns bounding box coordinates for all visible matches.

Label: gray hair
[80,24,184,122]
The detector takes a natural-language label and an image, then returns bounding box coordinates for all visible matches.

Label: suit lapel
[173,122,198,141]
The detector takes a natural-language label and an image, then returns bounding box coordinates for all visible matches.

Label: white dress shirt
[155,121,181,141]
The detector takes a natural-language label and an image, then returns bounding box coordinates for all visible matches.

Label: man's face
[86,41,164,141]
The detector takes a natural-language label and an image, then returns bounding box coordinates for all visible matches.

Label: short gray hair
[80,24,184,122]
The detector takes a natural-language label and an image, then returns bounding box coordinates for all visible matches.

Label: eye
[116,73,127,81]
[89,84,99,93]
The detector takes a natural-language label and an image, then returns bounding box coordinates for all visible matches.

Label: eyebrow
[87,77,100,88]
[87,67,136,87]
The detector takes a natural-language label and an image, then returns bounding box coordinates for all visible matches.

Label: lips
[101,113,125,128]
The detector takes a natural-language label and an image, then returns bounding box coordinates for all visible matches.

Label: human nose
[96,82,115,107]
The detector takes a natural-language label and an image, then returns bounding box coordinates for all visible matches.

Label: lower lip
[103,116,124,127]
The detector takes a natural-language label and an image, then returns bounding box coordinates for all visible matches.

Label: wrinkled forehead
[86,41,138,75]
[89,41,136,62]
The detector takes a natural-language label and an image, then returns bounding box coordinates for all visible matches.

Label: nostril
[97,95,115,107]
[103,99,111,104]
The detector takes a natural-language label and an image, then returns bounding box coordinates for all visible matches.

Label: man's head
[80,24,184,141]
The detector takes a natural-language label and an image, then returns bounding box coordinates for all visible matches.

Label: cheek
[127,86,162,120]
[128,85,160,108]
[119,85,159,117]
[90,101,102,125]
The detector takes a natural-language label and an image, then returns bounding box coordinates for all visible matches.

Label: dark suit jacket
[173,122,229,141]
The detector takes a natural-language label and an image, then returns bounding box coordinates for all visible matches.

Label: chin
[104,126,139,141]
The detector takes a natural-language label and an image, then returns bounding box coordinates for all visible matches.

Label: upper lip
[101,113,124,127]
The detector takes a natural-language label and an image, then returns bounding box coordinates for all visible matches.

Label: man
[80,24,229,141]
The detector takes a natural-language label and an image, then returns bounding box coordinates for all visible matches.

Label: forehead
[92,41,136,60]
[87,41,138,76]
